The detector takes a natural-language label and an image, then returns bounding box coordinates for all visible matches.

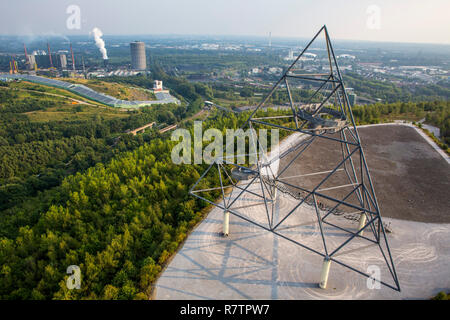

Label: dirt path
[129,122,156,135]
[159,124,178,134]
[128,108,206,136]
[184,109,208,122]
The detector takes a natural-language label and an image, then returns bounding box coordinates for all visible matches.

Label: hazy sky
[1,0,449,44]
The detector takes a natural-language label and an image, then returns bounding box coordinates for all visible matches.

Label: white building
[268,67,282,74]
[284,49,295,61]
[153,80,163,92]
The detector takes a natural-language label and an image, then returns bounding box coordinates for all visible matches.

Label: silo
[130,41,147,70]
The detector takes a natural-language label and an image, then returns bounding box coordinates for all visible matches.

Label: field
[5,80,104,105]
[24,104,129,122]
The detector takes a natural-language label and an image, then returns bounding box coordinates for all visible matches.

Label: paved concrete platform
[154,185,450,299]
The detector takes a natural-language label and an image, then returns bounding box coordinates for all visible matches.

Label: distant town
[0,34,448,107]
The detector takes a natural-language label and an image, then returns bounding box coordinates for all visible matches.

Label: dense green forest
[0,109,248,299]
[0,76,222,299]
[0,78,212,213]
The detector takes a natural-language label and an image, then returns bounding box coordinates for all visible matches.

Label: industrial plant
[6,36,149,79]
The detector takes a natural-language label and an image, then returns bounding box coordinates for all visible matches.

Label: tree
[240,87,253,98]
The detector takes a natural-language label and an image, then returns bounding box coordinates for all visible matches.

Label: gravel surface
[278,124,450,223]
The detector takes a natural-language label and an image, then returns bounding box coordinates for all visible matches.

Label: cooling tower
[130,41,147,71]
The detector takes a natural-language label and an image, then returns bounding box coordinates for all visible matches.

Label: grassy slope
[1,82,129,122]
[25,105,129,122]
[63,78,156,101]
[8,81,105,106]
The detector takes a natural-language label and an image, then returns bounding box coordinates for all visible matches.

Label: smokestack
[82,56,86,78]
[47,42,54,68]
[70,43,76,72]
[23,43,28,60]
[91,27,108,60]
[24,43,30,69]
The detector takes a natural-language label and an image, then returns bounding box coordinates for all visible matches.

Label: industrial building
[55,54,67,69]
[130,41,147,70]
[26,54,36,70]
[34,54,50,69]
[34,53,67,70]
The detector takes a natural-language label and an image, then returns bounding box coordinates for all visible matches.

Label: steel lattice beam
[190,25,400,292]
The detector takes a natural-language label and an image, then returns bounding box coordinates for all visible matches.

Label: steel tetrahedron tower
[190,25,400,291]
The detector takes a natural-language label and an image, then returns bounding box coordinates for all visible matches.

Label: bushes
[432,291,449,300]
[352,100,449,146]
[421,127,450,155]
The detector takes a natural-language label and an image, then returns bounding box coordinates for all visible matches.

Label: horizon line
[1,33,449,47]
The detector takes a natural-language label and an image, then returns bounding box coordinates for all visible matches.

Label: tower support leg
[319,257,331,289]
[223,210,230,236]
[358,213,367,236]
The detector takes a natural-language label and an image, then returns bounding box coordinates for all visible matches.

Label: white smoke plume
[91,27,108,59]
